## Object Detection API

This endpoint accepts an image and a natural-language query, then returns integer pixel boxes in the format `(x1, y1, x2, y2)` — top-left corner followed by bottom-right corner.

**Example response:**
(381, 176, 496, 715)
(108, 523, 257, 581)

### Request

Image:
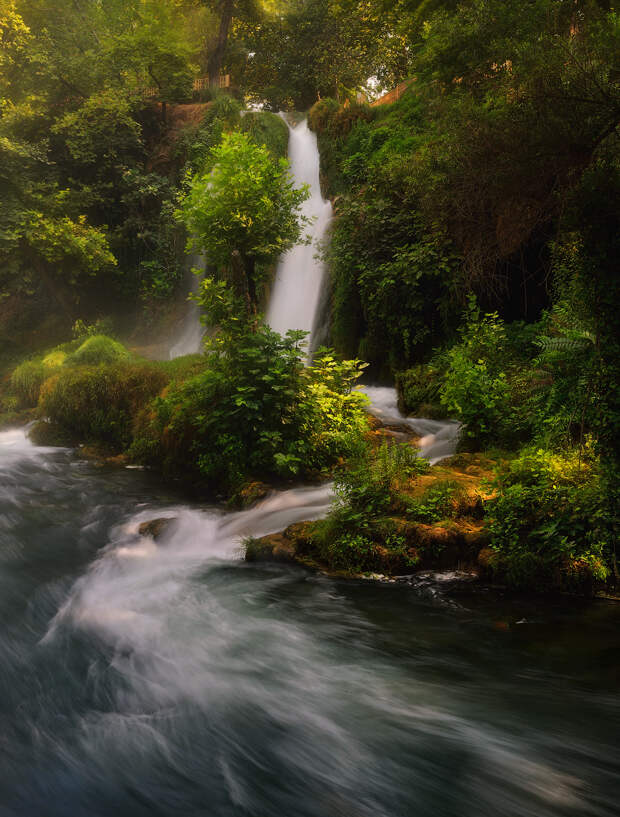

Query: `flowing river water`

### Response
(2, 119, 619, 815)
(1, 428, 619, 816)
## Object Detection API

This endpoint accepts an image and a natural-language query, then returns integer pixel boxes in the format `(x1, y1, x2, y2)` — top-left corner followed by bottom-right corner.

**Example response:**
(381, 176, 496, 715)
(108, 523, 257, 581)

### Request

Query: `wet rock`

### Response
(245, 533, 297, 563)
(138, 517, 177, 541)
(233, 480, 271, 508)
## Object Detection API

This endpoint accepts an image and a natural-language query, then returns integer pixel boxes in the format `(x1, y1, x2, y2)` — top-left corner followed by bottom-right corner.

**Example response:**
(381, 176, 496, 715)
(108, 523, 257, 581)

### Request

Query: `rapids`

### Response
(1, 427, 619, 817)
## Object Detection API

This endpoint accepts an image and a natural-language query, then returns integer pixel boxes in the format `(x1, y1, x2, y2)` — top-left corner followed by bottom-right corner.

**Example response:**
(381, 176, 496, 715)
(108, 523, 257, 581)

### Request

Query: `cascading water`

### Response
(1, 426, 619, 816)
(263, 120, 459, 462)
(266, 118, 332, 354)
(362, 386, 461, 464)
(169, 251, 206, 359)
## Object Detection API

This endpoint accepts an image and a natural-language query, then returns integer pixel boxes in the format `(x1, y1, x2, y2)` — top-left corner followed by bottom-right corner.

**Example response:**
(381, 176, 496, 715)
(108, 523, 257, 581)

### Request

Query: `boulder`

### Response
(138, 517, 177, 541)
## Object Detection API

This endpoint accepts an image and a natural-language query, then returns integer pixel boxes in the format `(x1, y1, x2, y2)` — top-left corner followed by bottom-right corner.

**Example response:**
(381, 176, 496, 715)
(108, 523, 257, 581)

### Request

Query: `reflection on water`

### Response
(1, 428, 618, 817)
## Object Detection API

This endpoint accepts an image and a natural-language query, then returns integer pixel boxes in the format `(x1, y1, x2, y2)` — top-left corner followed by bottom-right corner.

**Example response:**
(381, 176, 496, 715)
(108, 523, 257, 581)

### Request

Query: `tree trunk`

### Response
(208, 0, 234, 86)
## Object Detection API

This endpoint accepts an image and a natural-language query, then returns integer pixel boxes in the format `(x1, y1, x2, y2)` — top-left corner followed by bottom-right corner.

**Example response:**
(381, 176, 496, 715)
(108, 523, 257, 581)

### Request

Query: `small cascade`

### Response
(266, 118, 332, 355)
(169, 252, 206, 359)
(362, 386, 461, 464)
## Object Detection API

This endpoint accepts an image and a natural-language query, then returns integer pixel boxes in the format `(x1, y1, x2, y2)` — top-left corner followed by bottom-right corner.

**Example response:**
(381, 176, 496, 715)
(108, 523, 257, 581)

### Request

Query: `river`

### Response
(1, 427, 619, 817)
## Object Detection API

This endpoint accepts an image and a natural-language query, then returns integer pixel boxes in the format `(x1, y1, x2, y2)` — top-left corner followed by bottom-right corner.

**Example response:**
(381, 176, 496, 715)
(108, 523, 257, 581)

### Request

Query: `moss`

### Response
(40, 361, 168, 449)
(65, 335, 129, 367)
(11, 360, 48, 408)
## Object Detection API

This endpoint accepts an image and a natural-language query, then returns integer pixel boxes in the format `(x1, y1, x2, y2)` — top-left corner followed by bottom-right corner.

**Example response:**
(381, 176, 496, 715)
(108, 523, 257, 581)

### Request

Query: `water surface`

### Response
(1, 428, 618, 817)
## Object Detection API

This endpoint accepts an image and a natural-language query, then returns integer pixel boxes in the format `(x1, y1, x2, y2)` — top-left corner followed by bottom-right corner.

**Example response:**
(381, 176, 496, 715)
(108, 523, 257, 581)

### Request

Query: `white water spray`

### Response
(267, 118, 332, 353)
(169, 252, 205, 359)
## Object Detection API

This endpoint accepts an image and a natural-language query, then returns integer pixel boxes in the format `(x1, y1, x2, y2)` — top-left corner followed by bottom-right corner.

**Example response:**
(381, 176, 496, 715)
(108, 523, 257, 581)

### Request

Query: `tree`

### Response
(179, 130, 310, 313)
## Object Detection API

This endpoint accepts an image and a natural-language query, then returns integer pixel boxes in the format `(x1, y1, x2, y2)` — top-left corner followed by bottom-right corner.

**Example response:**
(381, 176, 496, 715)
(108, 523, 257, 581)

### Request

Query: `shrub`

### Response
(11, 360, 48, 408)
(131, 327, 369, 490)
(396, 363, 447, 418)
(487, 447, 609, 592)
(440, 297, 512, 447)
(40, 362, 168, 448)
(65, 335, 129, 367)
(406, 481, 461, 524)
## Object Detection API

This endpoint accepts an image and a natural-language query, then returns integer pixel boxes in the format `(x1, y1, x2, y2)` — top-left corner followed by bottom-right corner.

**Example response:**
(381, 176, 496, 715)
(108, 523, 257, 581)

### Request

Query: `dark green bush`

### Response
(240, 112, 289, 159)
(11, 360, 48, 408)
(396, 363, 447, 418)
(487, 447, 609, 592)
(131, 327, 369, 490)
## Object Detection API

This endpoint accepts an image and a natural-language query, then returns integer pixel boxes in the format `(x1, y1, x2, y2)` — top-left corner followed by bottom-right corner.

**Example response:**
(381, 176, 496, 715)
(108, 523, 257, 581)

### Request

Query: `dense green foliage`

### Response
(311, 439, 430, 572)
(179, 131, 309, 311)
(487, 448, 609, 592)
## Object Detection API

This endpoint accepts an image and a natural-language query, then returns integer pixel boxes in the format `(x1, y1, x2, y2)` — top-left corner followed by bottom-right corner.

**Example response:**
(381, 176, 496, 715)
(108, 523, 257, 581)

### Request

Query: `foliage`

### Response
(439, 297, 512, 447)
(40, 361, 169, 448)
(239, 0, 410, 109)
(132, 322, 369, 490)
(310, 438, 429, 572)
(10, 359, 48, 408)
(406, 481, 460, 524)
(240, 111, 289, 159)
(179, 131, 310, 311)
(396, 362, 447, 418)
(487, 447, 610, 592)
(65, 335, 129, 367)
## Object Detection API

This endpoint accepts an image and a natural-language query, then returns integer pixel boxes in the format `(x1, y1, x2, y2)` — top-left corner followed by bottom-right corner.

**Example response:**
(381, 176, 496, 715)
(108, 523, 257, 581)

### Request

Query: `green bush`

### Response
(65, 335, 129, 367)
(11, 360, 48, 408)
(396, 363, 448, 418)
(439, 298, 512, 447)
(487, 447, 609, 592)
(40, 362, 168, 448)
(406, 481, 460, 524)
(131, 327, 369, 490)
(241, 112, 289, 159)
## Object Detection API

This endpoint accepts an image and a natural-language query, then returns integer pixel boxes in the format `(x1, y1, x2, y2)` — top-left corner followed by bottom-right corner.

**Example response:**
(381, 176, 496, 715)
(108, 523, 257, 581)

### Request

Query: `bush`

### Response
(240, 112, 289, 159)
(131, 326, 369, 490)
(65, 335, 129, 367)
(40, 362, 168, 448)
(487, 447, 609, 592)
(440, 297, 512, 447)
(11, 360, 48, 408)
(396, 363, 447, 418)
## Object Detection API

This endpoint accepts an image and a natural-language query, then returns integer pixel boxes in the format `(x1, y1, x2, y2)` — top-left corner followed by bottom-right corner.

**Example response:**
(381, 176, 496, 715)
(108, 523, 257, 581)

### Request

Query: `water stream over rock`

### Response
(1, 427, 619, 816)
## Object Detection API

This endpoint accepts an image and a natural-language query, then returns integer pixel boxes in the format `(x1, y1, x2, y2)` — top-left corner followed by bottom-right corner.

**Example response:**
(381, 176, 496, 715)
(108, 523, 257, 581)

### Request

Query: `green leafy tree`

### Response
(179, 130, 310, 312)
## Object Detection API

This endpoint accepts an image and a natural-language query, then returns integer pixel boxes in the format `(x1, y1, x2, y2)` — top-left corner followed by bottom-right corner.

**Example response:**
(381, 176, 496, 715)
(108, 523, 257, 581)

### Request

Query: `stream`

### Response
(1, 427, 619, 816)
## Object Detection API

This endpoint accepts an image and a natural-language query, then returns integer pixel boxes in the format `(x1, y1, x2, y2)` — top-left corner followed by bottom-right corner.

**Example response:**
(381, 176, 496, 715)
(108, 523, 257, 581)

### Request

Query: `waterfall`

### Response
(169, 252, 205, 359)
(266, 118, 332, 355)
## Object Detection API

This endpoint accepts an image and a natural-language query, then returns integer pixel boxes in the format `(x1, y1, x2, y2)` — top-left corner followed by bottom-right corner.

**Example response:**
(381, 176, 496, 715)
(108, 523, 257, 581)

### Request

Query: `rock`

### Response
(245, 533, 297, 563)
(234, 480, 271, 508)
(138, 517, 177, 541)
